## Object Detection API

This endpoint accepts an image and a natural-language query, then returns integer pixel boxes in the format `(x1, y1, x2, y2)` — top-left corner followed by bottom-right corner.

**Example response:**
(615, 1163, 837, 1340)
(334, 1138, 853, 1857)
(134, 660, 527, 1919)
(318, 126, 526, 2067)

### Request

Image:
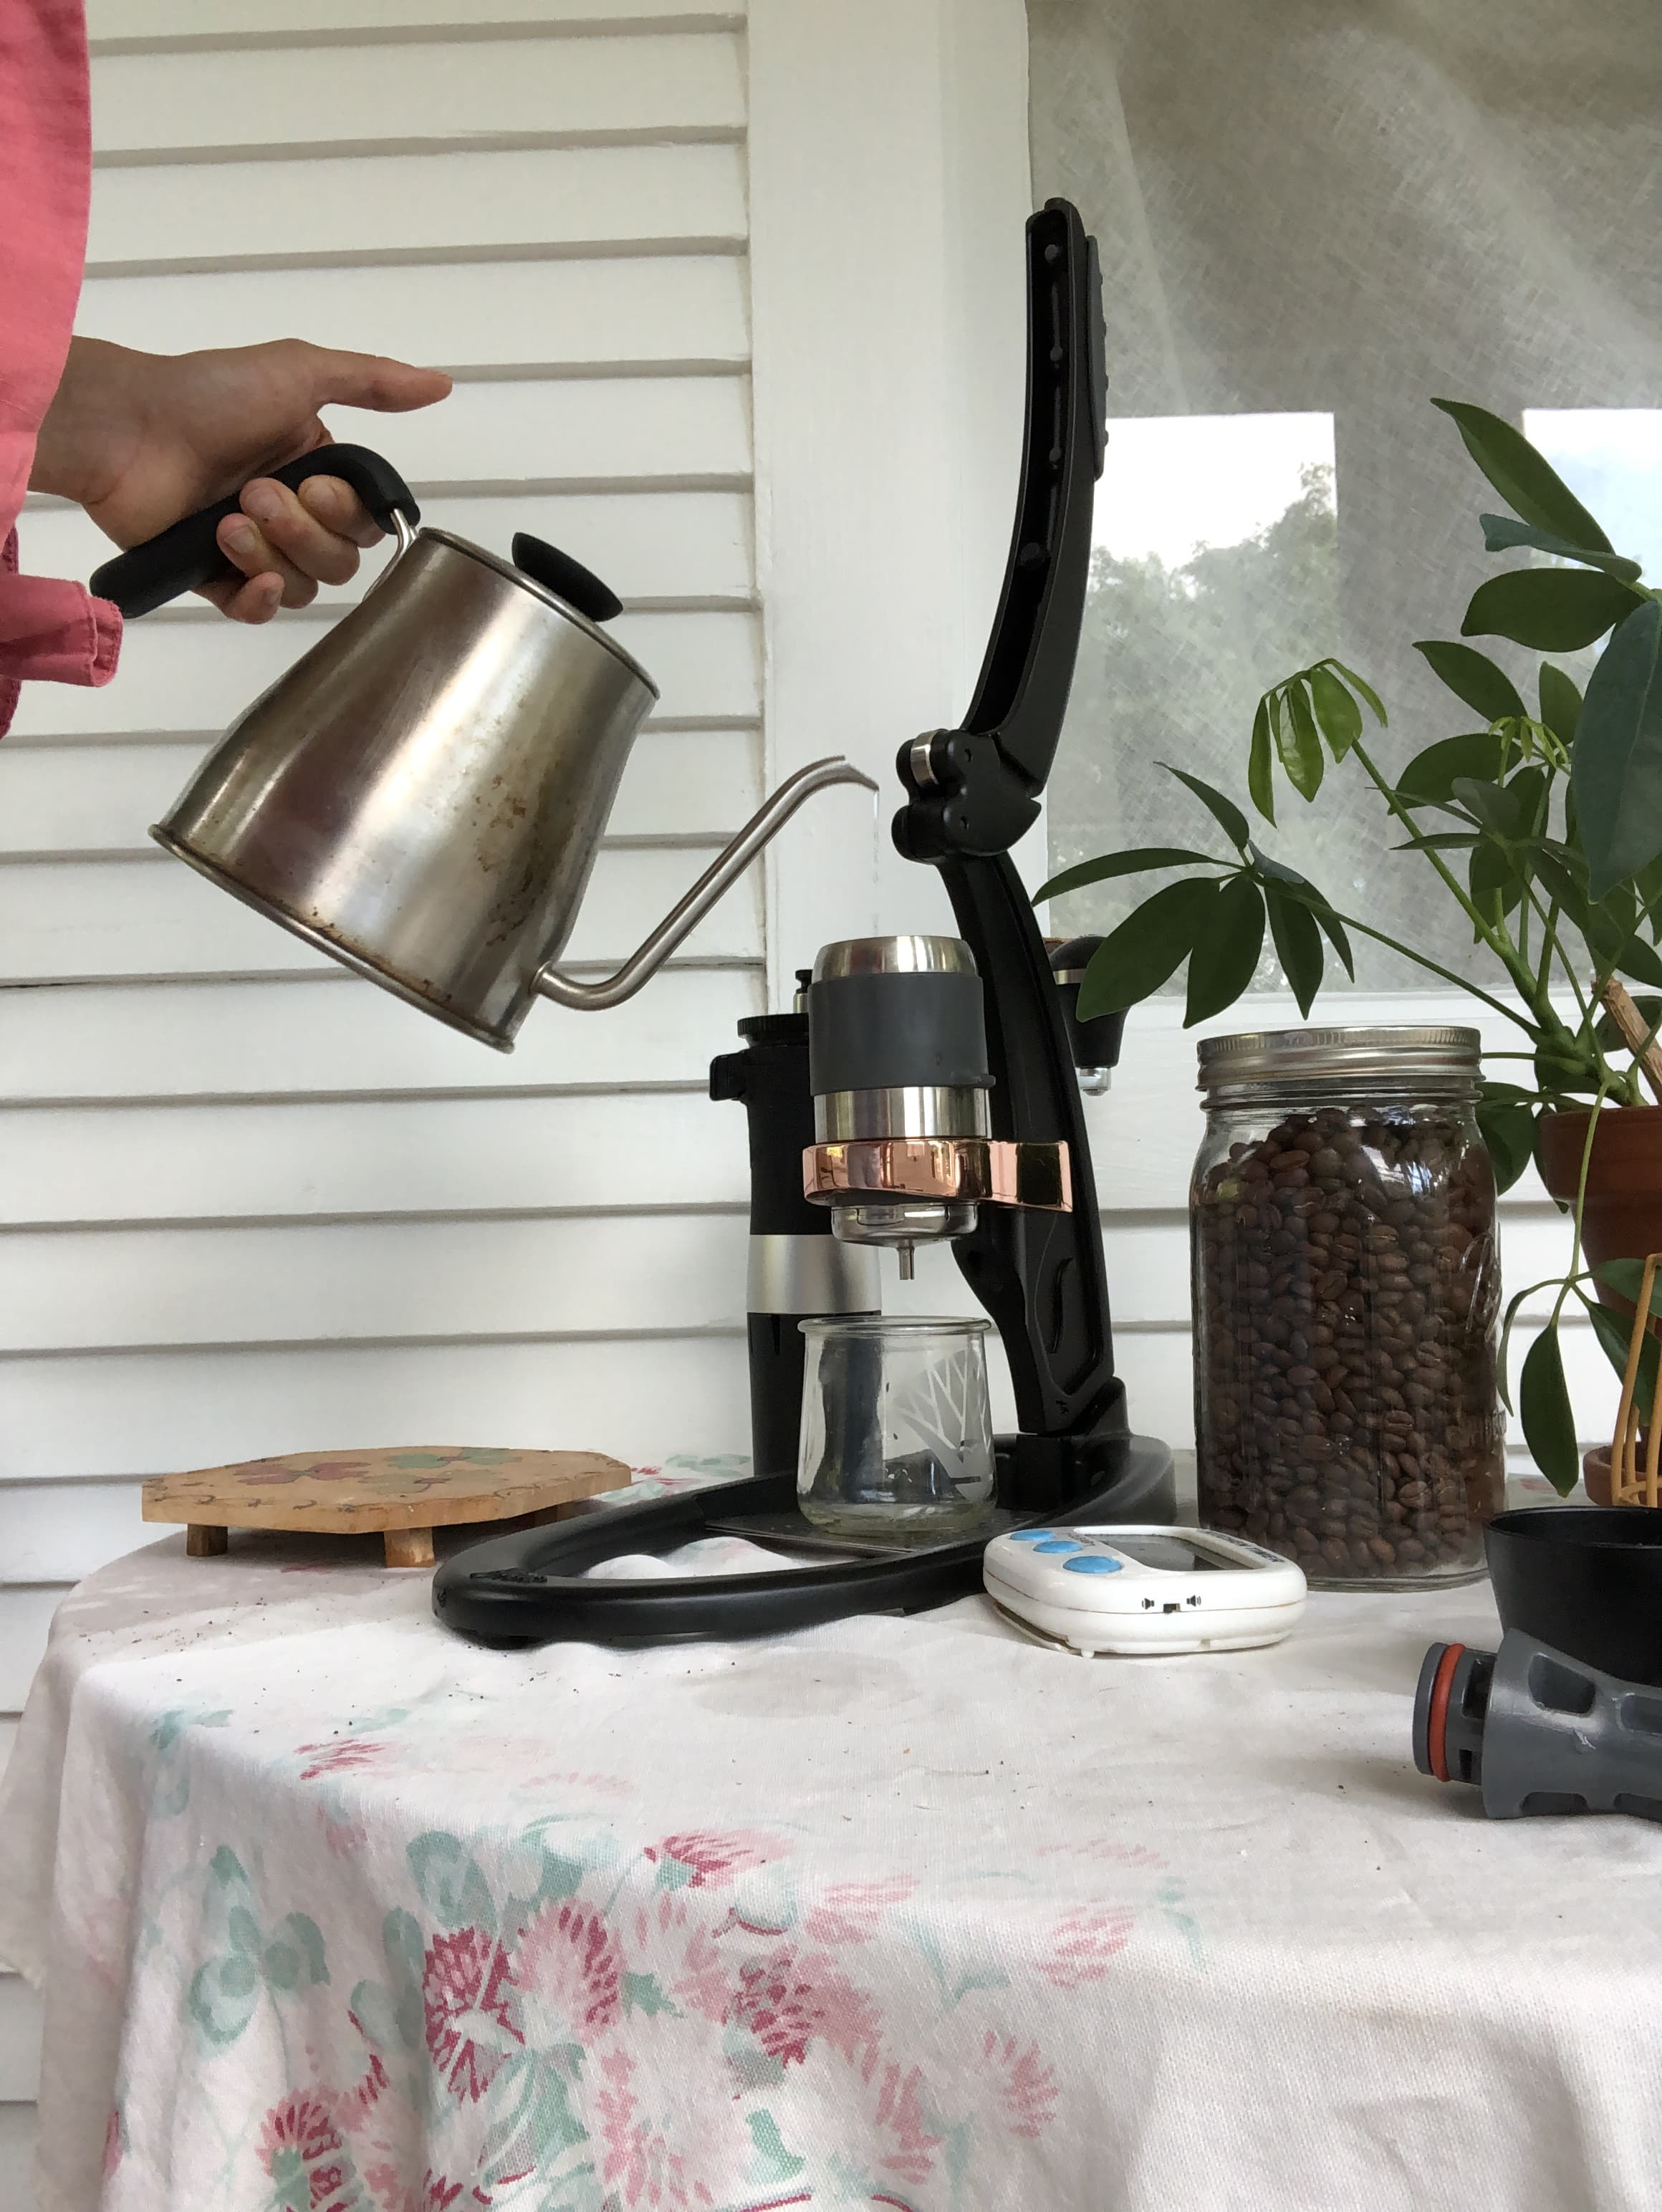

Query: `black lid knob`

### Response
(510, 533, 623, 622)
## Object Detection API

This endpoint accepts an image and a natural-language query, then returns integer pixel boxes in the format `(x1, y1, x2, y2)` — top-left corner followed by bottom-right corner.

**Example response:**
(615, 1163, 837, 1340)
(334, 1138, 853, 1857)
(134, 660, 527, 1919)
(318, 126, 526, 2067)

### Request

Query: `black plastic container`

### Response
(1485, 1506, 1662, 1687)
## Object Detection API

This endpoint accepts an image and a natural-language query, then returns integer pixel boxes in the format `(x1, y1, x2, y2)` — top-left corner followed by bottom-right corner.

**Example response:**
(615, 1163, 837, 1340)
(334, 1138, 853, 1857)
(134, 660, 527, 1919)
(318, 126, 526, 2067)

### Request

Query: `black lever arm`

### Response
(896, 198, 1105, 862)
(941, 851, 1125, 1443)
(892, 198, 1124, 1452)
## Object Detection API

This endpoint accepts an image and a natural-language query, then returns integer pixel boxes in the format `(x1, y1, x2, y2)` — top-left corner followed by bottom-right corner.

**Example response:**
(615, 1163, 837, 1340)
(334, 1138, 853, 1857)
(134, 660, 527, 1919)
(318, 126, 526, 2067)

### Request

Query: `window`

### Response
(1049, 411, 1339, 988)
(1030, 0, 1662, 999)
(1524, 412, 1662, 582)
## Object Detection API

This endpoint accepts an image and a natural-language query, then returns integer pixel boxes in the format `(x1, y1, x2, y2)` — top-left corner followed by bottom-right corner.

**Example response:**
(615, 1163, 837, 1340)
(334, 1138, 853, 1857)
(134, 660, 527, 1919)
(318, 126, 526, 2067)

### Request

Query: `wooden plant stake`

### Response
(1599, 978, 1662, 1106)
(1610, 1254, 1662, 1509)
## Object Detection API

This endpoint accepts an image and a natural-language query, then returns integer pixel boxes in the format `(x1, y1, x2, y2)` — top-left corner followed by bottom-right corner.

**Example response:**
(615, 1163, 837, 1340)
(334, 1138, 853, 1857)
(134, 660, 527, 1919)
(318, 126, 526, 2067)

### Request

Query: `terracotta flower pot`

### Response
(1541, 1110, 1662, 1496)
(1537, 1105, 1662, 1289)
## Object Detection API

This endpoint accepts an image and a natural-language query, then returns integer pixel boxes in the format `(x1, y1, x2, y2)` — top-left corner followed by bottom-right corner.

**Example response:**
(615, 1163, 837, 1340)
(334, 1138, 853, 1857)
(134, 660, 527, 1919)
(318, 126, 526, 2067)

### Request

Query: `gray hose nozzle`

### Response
(1414, 1630, 1662, 1822)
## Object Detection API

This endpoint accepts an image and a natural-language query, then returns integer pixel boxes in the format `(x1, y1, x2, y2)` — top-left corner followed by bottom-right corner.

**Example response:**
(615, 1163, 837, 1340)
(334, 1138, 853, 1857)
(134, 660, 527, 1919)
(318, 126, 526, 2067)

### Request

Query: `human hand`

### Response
(32, 337, 451, 622)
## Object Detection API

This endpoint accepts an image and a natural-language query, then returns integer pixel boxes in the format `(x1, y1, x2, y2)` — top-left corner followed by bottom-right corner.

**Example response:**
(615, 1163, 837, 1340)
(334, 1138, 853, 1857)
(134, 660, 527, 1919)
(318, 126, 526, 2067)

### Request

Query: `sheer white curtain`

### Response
(1030, 0, 1662, 989)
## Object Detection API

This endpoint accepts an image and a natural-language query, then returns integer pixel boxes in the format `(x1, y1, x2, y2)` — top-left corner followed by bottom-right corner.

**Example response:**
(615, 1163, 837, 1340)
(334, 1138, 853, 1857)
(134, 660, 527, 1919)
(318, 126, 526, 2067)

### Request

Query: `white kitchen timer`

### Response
(983, 1524, 1307, 1656)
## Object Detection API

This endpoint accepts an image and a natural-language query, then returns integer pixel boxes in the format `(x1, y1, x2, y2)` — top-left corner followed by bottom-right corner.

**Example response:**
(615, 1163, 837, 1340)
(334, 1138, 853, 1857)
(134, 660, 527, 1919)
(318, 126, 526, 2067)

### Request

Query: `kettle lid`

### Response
(509, 533, 623, 623)
(421, 527, 658, 698)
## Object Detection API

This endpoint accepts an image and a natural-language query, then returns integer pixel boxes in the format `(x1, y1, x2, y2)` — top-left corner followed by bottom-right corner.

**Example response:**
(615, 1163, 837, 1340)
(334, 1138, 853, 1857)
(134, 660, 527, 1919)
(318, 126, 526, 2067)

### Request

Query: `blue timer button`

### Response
(1034, 1539, 1082, 1554)
(1062, 1555, 1123, 1575)
(1008, 1529, 1053, 1543)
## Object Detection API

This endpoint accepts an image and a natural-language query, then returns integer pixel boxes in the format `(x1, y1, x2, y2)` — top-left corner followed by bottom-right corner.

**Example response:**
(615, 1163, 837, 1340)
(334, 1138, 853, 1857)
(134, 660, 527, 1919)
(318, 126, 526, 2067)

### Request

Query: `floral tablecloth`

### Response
(4, 1461, 1662, 2212)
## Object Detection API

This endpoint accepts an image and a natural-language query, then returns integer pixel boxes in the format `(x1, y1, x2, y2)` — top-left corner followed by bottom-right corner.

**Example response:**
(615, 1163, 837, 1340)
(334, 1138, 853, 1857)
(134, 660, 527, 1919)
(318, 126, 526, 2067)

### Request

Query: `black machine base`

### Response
(433, 1431, 1174, 1648)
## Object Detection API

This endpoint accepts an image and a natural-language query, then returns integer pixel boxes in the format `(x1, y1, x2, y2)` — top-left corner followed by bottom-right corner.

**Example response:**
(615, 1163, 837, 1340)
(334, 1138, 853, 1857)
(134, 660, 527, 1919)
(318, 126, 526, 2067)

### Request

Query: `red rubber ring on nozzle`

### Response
(1426, 1640, 1464, 1783)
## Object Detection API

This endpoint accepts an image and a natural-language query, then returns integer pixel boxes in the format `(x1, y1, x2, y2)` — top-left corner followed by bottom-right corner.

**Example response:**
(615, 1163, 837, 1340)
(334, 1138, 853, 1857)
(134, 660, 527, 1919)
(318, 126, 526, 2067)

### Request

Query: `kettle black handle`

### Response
(88, 444, 421, 620)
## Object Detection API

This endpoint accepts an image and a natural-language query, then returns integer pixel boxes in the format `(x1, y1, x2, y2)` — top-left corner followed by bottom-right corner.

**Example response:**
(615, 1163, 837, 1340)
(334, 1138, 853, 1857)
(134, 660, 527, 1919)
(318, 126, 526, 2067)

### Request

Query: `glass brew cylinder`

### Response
(797, 1315, 995, 1540)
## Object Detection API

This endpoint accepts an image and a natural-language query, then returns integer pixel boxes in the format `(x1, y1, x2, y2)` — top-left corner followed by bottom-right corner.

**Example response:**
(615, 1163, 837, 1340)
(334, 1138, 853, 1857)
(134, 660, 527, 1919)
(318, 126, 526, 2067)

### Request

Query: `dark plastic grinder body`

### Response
(1415, 1628, 1662, 1821)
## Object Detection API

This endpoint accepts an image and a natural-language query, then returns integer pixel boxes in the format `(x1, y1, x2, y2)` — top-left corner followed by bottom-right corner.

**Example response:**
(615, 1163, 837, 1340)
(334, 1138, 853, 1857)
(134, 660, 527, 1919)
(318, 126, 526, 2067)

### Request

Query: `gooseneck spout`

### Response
(534, 756, 878, 1012)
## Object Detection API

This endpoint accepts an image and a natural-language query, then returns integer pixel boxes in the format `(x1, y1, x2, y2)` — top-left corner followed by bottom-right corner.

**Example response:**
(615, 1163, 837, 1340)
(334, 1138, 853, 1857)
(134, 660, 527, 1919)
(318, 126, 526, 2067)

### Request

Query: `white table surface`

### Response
(3, 1474, 1659, 2212)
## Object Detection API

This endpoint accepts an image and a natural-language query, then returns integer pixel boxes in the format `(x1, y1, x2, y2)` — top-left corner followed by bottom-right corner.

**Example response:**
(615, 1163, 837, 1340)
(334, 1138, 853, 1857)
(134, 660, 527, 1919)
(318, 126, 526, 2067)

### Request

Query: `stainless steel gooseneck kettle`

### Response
(90, 446, 873, 1049)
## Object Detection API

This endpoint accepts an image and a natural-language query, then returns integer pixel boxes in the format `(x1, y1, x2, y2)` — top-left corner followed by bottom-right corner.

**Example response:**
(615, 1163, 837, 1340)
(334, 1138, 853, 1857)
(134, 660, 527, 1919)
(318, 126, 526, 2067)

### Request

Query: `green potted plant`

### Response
(1041, 400, 1662, 1492)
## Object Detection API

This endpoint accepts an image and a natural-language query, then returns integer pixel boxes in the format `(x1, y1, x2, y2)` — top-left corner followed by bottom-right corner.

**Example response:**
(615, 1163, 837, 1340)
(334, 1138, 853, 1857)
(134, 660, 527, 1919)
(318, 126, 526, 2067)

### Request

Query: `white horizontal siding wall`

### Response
(0, 5, 758, 2187)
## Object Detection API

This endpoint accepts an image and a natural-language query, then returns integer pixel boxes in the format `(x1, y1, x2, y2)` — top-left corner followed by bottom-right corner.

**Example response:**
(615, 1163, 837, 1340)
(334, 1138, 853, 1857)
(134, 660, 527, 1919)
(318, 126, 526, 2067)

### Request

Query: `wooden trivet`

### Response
(143, 1446, 631, 1567)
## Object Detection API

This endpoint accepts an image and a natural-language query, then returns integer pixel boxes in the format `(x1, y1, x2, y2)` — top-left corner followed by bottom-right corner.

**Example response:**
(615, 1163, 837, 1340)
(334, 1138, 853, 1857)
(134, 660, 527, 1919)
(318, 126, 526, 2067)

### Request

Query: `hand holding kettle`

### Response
(33, 336, 452, 622)
(92, 441, 875, 1049)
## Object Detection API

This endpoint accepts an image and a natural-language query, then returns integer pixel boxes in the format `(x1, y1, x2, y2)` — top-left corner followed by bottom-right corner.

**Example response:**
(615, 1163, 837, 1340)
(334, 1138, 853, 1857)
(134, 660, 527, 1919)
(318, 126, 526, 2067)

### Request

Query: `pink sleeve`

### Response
(0, 526, 122, 734)
(0, 0, 123, 740)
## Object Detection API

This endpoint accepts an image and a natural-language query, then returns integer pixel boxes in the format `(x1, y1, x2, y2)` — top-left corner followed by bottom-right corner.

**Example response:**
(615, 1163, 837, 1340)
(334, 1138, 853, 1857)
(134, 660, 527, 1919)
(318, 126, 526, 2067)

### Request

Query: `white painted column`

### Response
(746, 0, 1033, 1001)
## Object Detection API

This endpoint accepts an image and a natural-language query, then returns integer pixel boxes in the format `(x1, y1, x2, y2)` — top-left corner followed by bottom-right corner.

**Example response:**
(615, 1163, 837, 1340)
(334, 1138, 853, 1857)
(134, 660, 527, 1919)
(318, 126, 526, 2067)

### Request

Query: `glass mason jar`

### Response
(1191, 1027, 1504, 1590)
(797, 1314, 996, 1540)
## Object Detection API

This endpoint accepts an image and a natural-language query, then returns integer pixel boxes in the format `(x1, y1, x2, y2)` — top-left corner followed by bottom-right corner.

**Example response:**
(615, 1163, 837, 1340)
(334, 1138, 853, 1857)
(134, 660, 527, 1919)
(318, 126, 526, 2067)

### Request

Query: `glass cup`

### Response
(797, 1315, 996, 1540)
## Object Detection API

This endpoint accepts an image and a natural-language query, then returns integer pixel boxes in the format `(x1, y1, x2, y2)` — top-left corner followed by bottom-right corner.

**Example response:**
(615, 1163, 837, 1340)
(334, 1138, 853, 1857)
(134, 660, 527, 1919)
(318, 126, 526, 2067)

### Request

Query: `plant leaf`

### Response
(1532, 845, 1590, 931)
(1183, 874, 1266, 1026)
(1479, 512, 1642, 583)
(1279, 679, 1325, 799)
(1582, 1294, 1661, 1415)
(1604, 881, 1639, 937)
(1590, 1259, 1662, 1317)
(1392, 832, 1483, 853)
(1431, 398, 1613, 550)
(1306, 663, 1363, 759)
(1322, 659, 1387, 726)
(1247, 844, 1355, 976)
(1158, 763, 1249, 852)
(1248, 696, 1276, 824)
(1311, 905, 1355, 978)
(1511, 761, 1552, 840)
(1075, 877, 1221, 1020)
(1476, 1086, 1536, 1196)
(1571, 599, 1662, 902)
(1499, 1276, 1556, 1412)
(1034, 847, 1220, 902)
(1468, 836, 1524, 932)
(1264, 884, 1323, 1017)
(1396, 729, 1519, 805)
(1537, 663, 1583, 746)
(1580, 898, 1662, 989)
(1412, 640, 1527, 723)
(1497, 1264, 1580, 1412)
(1268, 685, 1287, 782)
(1462, 567, 1640, 653)
(1614, 933, 1662, 991)
(1479, 1078, 1540, 1102)
(1450, 774, 1525, 837)
(1635, 854, 1662, 939)
(1519, 1322, 1582, 1495)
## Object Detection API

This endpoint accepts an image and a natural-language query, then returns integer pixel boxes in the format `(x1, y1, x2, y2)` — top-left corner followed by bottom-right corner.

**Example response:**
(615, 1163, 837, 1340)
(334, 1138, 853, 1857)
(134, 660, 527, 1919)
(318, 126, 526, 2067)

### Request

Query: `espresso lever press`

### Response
(433, 198, 1174, 1646)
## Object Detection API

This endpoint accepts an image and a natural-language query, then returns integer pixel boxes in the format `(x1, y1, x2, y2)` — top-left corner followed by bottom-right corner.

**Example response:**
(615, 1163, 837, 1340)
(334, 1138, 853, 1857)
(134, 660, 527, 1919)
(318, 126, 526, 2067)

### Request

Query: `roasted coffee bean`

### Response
(1194, 1099, 1504, 1584)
